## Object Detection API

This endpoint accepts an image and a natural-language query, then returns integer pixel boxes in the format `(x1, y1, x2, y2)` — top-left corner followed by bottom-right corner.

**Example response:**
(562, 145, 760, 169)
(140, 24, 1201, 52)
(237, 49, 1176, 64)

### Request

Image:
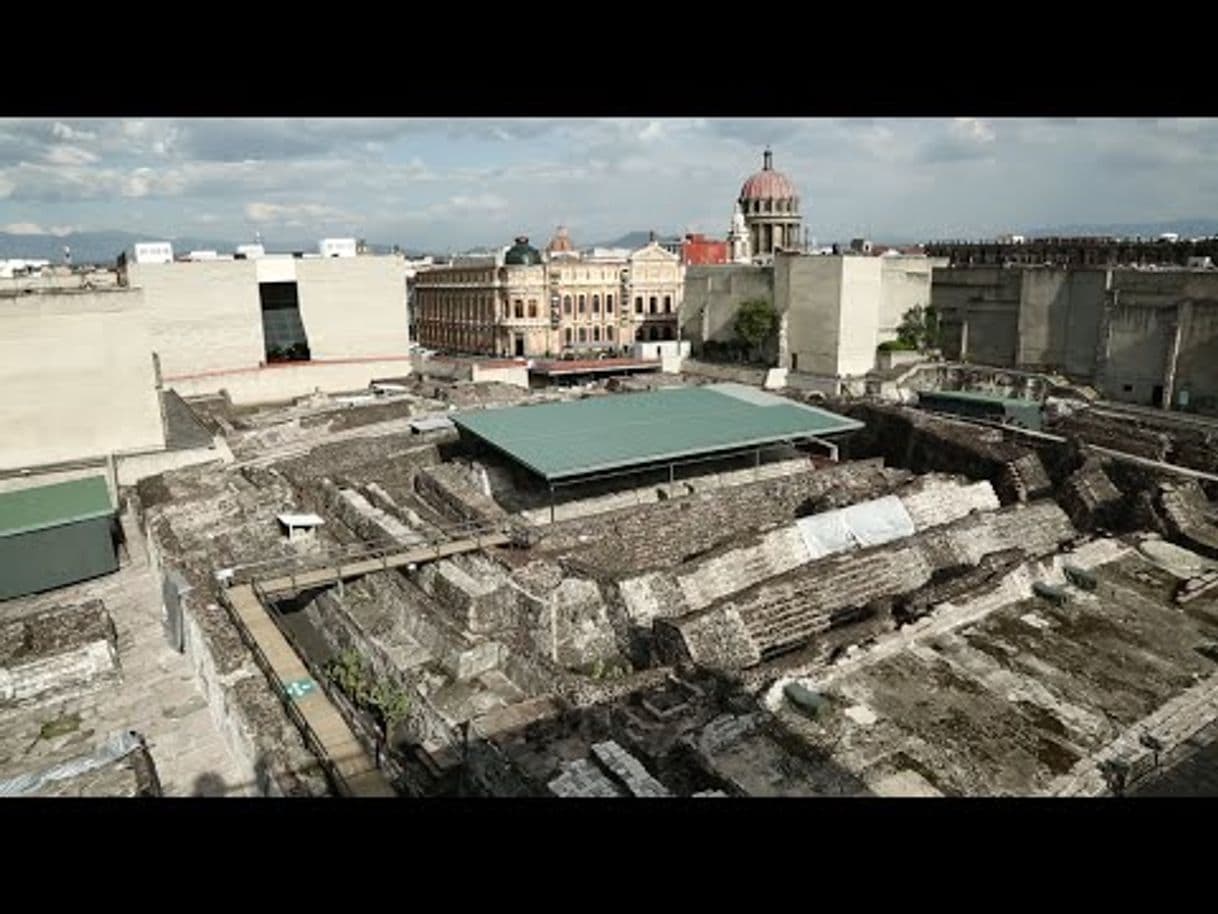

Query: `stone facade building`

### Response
(926, 235, 1218, 268)
(932, 265, 1218, 413)
(412, 234, 684, 358)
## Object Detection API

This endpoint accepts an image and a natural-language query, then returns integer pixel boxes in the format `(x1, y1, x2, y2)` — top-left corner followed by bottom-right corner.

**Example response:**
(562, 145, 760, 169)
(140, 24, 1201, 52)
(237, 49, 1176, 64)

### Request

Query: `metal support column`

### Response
(549, 485, 555, 524)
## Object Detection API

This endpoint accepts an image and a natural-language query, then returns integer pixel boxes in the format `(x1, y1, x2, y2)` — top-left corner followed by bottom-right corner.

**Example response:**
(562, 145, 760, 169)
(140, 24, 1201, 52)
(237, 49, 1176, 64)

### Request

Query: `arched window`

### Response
(565, 327, 572, 345)
(606, 326, 614, 342)
(591, 294, 599, 313)
(563, 295, 572, 314)
(606, 294, 614, 313)
(593, 326, 600, 342)
(649, 296, 657, 314)
(578, 294, 586, 314)
(578, 327, 586, 343)
(514, 300, 524, 319)
(663, 325, 674, 340)
(663, 295, 672, 313)
(634, 296, 643, 314)
(528, 299, 537, 318)
(648, 326, 659, 340)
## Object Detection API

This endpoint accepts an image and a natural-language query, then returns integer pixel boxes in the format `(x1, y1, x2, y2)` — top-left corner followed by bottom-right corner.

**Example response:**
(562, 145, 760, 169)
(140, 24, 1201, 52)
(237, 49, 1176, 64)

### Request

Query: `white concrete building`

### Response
(120, 245, 411, 403)
(0, 285, 166, 471)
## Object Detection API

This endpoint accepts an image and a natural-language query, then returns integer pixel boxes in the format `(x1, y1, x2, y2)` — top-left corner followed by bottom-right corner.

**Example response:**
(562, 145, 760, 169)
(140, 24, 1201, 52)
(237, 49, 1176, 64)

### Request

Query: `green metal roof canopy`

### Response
(452, 383, 864, 481)
(916, 389, 1043, 431)
(0, 476, 114, 538)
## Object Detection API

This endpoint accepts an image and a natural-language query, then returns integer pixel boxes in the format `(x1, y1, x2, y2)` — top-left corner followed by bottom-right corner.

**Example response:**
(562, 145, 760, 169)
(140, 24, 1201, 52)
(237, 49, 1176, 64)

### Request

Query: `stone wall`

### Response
(0, 601, 120, 709)
(620, 477, 997, 629)
(415, 463, 509, 526)
(656, 500, 1077, 670)
(135, 475, 333, 797)
(535, 459, 910, 579)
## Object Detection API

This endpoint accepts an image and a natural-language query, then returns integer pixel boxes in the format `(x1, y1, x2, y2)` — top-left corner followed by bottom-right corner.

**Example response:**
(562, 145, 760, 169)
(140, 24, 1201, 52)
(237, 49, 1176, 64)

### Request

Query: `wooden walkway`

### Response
(223, 584, 396, 797)
(218, 527, 512, 797)
(254, 532, 512, 597)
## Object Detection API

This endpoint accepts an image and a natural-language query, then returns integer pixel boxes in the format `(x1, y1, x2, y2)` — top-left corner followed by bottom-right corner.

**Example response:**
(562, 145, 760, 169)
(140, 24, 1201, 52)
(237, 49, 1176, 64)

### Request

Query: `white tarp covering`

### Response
(841, 496, 916, 546)
(796, 509, 856, 559)
(795, 495, 915, 559)
(0, 729, 144, 797)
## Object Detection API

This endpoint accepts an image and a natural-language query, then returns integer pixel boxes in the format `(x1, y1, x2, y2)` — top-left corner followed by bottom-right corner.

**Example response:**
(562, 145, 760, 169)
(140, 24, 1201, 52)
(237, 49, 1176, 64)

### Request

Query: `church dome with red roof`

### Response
(739, 148, 799, 203)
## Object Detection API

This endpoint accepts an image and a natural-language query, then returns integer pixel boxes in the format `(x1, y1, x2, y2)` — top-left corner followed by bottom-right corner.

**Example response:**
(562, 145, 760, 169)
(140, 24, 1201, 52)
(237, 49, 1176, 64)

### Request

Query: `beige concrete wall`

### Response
(295, 256, 409, 360)
(165, 357, 415, 405)
(878, 256, 937, 343)
(931, 267, 1021, 365)
(115, 439, 231, 486)
(471, 363, 529, 388)
(1175, 301, 1218, 412)
(0, 289, 165, 471)
(1016, 268, 1106, 377)
(129, 260, 264, 378)
(681, 265, 773, 345)
(781, 255, 843, 375)
(837, 258, 884, 376)
(1100, 303, 1173, 403)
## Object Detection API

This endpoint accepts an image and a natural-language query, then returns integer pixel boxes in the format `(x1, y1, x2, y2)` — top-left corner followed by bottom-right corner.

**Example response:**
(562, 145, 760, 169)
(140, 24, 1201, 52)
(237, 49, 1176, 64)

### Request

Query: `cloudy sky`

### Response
(0, 117, 1215, 249)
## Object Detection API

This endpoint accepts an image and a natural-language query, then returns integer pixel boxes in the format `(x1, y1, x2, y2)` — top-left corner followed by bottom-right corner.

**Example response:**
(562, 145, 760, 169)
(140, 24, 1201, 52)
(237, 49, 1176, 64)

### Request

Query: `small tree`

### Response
(734, 298, 778, 363)
(896, 304, 940, 352)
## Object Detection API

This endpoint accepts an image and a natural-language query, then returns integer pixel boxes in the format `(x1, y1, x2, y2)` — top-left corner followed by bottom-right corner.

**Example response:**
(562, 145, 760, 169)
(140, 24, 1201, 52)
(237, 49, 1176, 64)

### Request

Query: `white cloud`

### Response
(639, 121, 664, 142)
(2, 221, 46, 234)
(951, 117, 996, 144)
(45, 145, 98, 166)
(244, 201, 354, 225)
(51, 122, 96, 142)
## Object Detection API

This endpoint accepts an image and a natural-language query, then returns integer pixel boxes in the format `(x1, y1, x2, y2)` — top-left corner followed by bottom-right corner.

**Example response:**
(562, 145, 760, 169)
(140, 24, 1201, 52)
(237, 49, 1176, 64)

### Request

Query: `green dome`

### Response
(504, 235, 542, 266)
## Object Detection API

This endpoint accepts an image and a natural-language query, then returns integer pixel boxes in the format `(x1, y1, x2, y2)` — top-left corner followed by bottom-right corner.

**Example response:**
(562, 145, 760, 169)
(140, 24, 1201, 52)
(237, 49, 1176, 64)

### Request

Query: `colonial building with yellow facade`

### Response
(412, 232, 684, 358)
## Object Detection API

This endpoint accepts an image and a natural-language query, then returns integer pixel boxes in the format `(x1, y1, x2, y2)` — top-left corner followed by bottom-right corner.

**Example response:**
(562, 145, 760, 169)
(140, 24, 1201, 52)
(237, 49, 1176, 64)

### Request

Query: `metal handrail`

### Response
(222, 585, 348, 797)
(224, 520, 509, 585)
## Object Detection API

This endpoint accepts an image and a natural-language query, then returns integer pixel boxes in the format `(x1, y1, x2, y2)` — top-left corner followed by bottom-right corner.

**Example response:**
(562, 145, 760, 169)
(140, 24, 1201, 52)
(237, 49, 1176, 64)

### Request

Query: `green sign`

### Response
(284, 678, 318, 700)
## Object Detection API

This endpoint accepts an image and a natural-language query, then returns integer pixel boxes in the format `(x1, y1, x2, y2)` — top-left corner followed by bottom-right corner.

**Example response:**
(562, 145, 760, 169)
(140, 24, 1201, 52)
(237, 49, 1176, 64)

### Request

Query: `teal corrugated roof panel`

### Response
(452, 383, 863, 480)
(0, 476, 114, 538)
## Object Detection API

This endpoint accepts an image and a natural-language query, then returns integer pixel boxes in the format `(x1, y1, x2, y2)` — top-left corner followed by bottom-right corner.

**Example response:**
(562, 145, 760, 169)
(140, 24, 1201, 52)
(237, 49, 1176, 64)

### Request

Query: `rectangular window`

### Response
(593, 326, 601, 342)
(259, 282, 311, 363)
(528, 299, 538, 318)
(578, 327, 586, 343)
(514, 299, 524, 318)
(578, 294, 586, 314)
(635, 296, 643, 314)
(606, 294, 614, 313)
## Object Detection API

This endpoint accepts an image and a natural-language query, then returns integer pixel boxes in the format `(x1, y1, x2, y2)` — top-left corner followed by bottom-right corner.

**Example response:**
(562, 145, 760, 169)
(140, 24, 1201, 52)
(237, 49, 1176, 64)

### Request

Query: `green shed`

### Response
(0, 476, 118, 601)
(916, 390, 1044, 432)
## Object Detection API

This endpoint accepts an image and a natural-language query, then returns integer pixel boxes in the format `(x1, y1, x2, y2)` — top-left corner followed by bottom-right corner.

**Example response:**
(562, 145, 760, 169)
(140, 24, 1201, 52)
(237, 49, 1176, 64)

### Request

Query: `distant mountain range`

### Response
(7, 219, 1217, 266)
(593, 231, 680, 249)
(0, 230, 404, 265)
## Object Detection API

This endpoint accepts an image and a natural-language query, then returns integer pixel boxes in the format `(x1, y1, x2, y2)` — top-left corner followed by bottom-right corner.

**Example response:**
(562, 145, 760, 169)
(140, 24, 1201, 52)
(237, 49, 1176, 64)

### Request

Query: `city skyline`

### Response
(2, 117, 1217, 250)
